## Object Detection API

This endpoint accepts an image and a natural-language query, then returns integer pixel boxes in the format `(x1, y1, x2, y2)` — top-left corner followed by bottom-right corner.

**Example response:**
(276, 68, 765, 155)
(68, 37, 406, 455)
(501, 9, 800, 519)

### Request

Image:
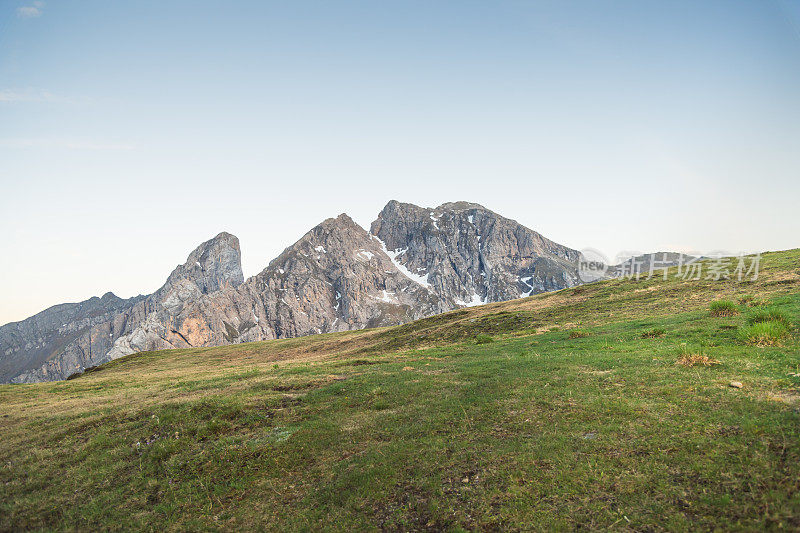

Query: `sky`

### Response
(1, 0, 799, 325)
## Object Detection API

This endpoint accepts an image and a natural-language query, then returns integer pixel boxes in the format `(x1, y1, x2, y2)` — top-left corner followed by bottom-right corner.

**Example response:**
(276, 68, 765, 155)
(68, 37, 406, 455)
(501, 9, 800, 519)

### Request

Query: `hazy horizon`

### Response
(2, 0, 799, 325)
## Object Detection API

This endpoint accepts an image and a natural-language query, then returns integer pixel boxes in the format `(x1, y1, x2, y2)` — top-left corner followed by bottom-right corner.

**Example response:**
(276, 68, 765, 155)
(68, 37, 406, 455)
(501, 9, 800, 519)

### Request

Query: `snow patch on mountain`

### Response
(455, 291, 486, 307)
(372, 236, 432, 289)
(520, 276, 534, 297)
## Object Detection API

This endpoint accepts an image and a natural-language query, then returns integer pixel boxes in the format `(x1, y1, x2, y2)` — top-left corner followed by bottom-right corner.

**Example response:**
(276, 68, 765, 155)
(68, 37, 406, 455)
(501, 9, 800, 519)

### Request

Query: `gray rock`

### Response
(0, 292, 144, 383)
(143, 213, 444, 349)
(105, 232, 244, 359)
(370, 200, 581, 304)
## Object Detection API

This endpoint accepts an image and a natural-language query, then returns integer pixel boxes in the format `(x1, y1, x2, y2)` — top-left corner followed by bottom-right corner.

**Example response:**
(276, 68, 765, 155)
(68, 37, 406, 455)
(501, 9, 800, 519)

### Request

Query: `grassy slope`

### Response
(1, 250, 799, 531)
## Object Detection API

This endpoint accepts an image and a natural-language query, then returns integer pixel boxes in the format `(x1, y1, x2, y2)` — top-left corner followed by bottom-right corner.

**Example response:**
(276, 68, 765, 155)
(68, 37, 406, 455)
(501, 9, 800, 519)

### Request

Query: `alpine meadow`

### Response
(1, 251, 799, 530)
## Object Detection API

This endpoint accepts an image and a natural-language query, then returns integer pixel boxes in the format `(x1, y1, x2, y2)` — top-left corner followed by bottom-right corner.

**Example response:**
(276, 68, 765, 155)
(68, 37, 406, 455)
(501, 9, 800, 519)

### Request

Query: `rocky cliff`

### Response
(1, 202, 583, 383)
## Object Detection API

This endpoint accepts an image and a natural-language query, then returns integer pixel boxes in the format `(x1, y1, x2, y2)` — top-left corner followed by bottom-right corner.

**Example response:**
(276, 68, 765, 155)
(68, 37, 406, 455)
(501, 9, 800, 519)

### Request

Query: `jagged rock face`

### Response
(105, 232, 245, 360)
(370, 201, 581, 305)
(158, 231, 244, 304)
(2, 202, 584, 384)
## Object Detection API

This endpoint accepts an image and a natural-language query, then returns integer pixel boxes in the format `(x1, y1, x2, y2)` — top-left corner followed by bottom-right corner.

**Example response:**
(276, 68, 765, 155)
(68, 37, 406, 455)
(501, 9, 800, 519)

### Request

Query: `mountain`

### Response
(111, 213, 445, 355)
(0, 292, 145, 384)
(0, 201, 582, 383)
(103, 231, 245, 360)
(371, 200, 581, 304)
(1, 232, 243, 383)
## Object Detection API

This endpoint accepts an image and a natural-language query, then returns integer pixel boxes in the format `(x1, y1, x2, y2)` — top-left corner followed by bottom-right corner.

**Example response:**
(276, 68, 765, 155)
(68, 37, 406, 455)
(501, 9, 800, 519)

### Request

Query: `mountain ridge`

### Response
(2, 201, 584, 383)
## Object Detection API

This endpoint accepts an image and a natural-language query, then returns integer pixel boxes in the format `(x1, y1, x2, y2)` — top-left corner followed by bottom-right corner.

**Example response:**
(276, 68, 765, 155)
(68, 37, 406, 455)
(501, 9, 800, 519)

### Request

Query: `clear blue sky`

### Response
(1, 0, 799, 324)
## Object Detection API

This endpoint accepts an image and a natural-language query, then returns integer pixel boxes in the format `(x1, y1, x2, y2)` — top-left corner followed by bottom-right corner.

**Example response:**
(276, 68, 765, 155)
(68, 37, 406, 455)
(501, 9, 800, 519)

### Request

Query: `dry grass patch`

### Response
(676, 349, 721, 367)
(765, 391, 800, 405)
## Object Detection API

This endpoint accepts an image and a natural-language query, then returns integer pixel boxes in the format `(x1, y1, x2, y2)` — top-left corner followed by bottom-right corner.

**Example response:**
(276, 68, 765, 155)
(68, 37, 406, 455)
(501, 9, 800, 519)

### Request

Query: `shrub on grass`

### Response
(641, 328, 666, 339)
(709, 300, 739, 317)
(739, 321, 789, 346)
(569, 330, 589, 339)
(747, 307, 791, 326)
(474, 334, 494, 345)
(675, 346, 721, 367)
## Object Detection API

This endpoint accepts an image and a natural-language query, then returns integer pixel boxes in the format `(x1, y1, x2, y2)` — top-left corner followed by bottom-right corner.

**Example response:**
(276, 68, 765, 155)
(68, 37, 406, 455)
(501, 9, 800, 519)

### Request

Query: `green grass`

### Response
(709, 299, 740, 317)
(641, 327, 666, 338)
(739, 320, 791, 346)
(1, 250, 799, 531)
(747, 307, 791, 325)
(473, 334, 494, 344)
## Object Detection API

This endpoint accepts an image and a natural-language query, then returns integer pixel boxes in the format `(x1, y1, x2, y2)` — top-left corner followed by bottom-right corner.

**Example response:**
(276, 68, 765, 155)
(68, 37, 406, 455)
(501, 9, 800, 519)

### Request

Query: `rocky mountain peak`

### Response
(161, 231, 244, 297)
(371, 200, 581, 305)
(309, 213, 366, 242)
(263, 212, 370, 274)
(435, 201, 487, 212)
(104, 232, 246, 363)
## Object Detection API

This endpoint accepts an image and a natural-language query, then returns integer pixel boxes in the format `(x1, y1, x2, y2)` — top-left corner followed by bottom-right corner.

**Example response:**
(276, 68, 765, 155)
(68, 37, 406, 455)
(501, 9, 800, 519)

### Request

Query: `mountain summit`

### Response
(371, 200, 580, 305)
(0, 202, 581, 383)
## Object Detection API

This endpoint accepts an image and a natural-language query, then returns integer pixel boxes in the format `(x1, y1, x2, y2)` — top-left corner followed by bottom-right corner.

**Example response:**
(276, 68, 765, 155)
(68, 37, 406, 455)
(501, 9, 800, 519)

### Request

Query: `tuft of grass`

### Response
(641, 327, 666, 339)
(473, 334, 494, 345)
(739, 320, 789, 346)
(568, 330, 589, 339)
(709, 300, 739, 317)
(675, 347, 721, 367)
(746, 307, 791, 326)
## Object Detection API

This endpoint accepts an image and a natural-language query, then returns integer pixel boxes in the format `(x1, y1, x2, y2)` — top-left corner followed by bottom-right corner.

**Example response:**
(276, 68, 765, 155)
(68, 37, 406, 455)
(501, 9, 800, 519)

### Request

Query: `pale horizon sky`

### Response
(2, 1, 800, 325)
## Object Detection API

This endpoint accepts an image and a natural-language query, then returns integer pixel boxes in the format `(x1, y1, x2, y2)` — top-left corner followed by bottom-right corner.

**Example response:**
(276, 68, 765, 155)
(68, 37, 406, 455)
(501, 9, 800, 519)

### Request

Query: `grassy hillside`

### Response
(1, 250, 799, 531)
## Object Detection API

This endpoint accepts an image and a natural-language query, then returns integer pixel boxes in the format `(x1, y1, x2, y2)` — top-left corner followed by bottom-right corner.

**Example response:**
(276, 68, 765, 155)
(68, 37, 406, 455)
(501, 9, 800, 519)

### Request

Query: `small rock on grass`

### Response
(729, 381, 743, 389)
